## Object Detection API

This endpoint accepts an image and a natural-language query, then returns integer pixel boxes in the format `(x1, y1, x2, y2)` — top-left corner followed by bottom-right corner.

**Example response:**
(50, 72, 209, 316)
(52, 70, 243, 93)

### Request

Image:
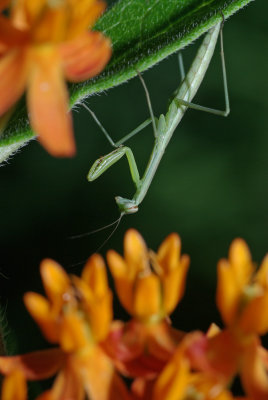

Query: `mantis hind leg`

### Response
(82, 103, 117, 147)
(136, 70, 158, 138)
(178, 53, 186, 82)
(84, 68, 158, 147)
(174, 23, 230, 117)
(83, 103, 151, 148)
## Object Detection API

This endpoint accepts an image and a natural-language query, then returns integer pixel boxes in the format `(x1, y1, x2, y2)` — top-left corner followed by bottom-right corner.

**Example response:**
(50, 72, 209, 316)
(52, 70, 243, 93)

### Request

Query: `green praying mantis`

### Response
(85, 18, 230, 216)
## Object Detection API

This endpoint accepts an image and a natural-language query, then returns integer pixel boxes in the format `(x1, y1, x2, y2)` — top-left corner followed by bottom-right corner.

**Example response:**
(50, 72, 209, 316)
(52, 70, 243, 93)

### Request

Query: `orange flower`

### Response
(107, 229, 190, 322)
(151, 332, 238, 400)
(24, 255, 113, 348)
(187, 331, 267, 400)
(103, 319, 185, 379)
(130, 331, 254, 400)
(2, 232, 266, 400)
(1, 370, 27, 400)
(0, 255, 129, 400)
(187, 239, 268, 400)
(0, 0, 111, 156)
(217, 239, 268, 335)
(103, 229, 189, 379)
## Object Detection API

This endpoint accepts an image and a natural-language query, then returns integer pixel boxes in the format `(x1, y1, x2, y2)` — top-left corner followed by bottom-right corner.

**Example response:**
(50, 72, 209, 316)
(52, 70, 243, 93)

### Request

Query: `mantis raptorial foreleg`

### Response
(88, 146, 140, 188)
(87, 71, 157, 202)
(87, 20, 230, 215)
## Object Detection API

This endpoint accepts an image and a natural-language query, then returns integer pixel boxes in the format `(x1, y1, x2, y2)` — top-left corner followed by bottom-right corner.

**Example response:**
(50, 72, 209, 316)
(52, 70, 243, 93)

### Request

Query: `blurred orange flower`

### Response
(131, 332, 239, 400)
(187, 239, 268, 400)
(1, 370, 26, 400)
(107, 229, 190, 322)
(0, 0, 111, 156)
(0, 255, 129, 400)
(0, 232, 267, 400)
(104, 229, 189, 379)
(216, 239, 268, 335)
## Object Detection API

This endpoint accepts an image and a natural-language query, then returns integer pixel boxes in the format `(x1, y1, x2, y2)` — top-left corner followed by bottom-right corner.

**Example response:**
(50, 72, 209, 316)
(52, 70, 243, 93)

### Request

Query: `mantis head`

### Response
(115, 196, 138, 215)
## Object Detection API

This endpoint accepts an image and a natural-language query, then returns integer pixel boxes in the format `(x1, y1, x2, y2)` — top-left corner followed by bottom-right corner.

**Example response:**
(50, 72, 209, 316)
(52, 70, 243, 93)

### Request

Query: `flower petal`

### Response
(162, 254, 189, 314)
(23, 292, 59, 343)
(186, 330, 240, 382)
(146, 322, 184, 362)
(256, 254, 268, 289)
(102, 320, 157, 378)
(0, 49, 27, 116)
(11, 0, 47, 29)
(60, 31, 111, 82)
(229, 238, 254, 287)
(124, 229, 149, 275)
(1, 370, 27, 400)
(131, 378, 154, 400)
(103, 320, 144, 363)
(82, 254, 108, 297)
(216, 259, 241, 326)
(67, 0, 107, 38)
(81, 346, 130, 400)
(35, 390, 53, 400)
(88, 292, 113, 342)
(40, 258, 70, 306)
(0, 0, 10, 11)
(46, 360, 84, 400)
(240, 339, 268, 400)
(153, 349, 190, 400)
(133, 275, 161, 319)
(0, 348, 64, 380)
(59, 313, 89, 352)
(106, 250, 127, 278)
(71, 273, 113, 342)
(157, 233, 181, 272)
(102, 320, 180, 379)
(27, 47, 75, 157)
(106, 250, 134, 314)
(0, 15, 29, 47)
(239, 292, 268, 335)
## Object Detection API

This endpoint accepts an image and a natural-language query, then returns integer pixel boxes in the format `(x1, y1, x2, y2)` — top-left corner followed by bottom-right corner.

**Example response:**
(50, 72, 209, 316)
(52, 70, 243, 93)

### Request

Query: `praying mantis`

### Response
(86, 19, 230, 216)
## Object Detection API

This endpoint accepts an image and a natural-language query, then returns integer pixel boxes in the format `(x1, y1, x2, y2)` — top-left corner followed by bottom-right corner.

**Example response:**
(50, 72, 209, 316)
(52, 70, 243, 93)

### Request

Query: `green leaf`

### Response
(0, 0, 254, 162)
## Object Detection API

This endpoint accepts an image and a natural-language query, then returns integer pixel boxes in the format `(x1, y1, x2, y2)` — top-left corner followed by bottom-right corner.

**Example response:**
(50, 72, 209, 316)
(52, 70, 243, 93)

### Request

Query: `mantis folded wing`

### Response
(87, 20, 229, 215)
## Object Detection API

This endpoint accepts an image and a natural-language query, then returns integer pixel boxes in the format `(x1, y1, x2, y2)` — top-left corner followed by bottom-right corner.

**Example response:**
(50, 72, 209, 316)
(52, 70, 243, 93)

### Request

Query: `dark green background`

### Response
(0, 0, 267, 361)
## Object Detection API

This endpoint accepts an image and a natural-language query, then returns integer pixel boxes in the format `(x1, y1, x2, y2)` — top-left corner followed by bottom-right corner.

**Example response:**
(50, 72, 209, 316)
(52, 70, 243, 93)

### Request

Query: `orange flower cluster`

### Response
(0, 229, 267, 400)
(0, 0, 111, 156)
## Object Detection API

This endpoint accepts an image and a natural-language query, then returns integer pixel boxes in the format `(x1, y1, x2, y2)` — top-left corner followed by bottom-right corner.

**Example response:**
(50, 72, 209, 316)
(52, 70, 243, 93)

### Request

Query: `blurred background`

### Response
(0, 0, 267, 375)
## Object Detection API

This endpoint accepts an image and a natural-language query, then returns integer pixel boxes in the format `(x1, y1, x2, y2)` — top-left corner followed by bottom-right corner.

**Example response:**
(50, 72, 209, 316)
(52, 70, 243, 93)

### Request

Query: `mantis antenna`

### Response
(86, 19, 230, 215)
(68, 214, 123, 239)
(67, 213, 124, 267)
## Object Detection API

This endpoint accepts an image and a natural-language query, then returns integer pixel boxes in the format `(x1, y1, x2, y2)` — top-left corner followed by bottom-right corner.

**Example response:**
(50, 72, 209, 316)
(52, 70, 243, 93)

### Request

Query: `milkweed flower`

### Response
(216, 239, 268, 335)
(1, 231, 267, 400)
(131, 331, 241, 400)
(153, 344, 236, 400)
(107, 229, 190, 323)
(0, 0, 111, 156)
(104, 229, 189, 378)
(1, 370, 27, 400)
(0, 255, 129, 400)
(187, 239, 268, 400)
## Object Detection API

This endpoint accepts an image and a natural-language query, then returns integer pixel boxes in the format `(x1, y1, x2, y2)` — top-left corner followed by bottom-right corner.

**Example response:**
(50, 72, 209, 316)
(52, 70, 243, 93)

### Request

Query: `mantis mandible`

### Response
(86, 20, 230, 216)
